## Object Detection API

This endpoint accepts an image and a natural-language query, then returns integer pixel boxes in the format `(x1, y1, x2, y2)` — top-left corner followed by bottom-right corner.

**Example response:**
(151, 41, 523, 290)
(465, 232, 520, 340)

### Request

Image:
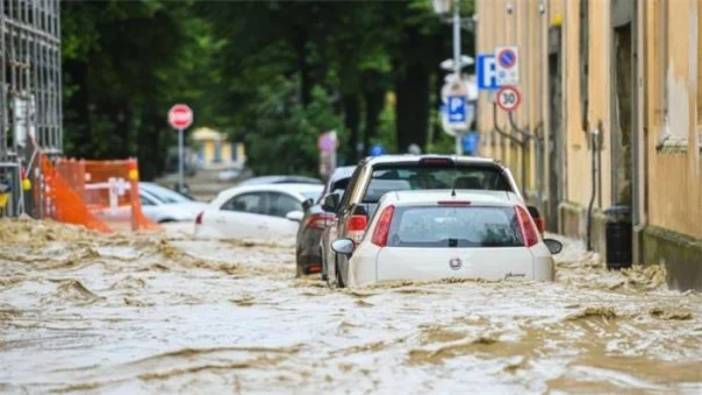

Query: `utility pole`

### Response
(434, 0, 474, 156)
(452, 0, 462, 155)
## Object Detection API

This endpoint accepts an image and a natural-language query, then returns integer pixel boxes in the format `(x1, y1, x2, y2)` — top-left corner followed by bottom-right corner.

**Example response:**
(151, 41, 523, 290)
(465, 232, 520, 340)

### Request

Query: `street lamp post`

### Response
(434, 0, 466, 155)
(452, 1, 462, 155)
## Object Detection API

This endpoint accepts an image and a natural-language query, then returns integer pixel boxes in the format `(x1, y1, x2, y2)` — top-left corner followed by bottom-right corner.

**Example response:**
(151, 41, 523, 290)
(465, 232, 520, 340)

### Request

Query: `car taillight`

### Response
(346, 214, 368, 244)
(515, 206, 539, 247)
(303, 213, 335, 230)
(371, 205, 395, 247)
(195, 211, 204, 225)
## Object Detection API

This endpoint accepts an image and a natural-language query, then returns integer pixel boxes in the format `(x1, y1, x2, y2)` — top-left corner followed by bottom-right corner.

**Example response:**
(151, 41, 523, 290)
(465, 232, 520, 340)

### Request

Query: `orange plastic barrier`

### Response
(38, 154, 157, 232)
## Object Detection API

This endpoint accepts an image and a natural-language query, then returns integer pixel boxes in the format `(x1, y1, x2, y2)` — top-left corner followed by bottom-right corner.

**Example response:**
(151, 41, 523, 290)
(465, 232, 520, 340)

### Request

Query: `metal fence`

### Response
(1, 0, 62, 216)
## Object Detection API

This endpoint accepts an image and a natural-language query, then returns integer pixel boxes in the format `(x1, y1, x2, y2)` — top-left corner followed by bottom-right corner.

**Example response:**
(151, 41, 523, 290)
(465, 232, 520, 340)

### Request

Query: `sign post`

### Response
(168, 104, 193, 193)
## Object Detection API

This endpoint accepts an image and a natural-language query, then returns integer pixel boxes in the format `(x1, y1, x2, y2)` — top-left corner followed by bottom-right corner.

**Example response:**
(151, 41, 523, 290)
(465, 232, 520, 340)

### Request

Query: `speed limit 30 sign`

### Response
(496, 86, 521, 112)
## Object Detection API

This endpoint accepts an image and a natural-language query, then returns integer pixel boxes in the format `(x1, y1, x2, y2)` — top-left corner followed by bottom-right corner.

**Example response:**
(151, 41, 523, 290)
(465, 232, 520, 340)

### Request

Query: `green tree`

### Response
(60, 0, 475, 179)
(245, 77, 342, 176)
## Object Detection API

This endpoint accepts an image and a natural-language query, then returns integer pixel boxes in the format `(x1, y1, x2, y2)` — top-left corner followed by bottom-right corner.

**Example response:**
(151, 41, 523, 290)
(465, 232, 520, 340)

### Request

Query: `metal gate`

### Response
(0, 0, 62, 216)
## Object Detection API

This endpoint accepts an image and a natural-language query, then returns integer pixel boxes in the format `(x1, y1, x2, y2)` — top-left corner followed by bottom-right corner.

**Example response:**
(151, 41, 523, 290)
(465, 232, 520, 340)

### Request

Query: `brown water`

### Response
(0, 218, 700, 394)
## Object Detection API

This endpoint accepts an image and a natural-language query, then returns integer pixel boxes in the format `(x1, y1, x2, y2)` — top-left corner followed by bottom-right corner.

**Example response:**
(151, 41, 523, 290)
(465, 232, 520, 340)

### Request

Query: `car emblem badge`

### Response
(449, 257, 462, 270)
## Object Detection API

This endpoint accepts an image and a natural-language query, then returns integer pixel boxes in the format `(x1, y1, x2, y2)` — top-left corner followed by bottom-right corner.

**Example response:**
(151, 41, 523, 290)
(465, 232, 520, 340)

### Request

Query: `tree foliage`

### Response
(61, 0, 474, 178)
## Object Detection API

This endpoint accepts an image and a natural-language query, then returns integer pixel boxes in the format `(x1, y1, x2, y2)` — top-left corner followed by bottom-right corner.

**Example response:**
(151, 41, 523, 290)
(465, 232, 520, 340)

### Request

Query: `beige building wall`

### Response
(476, 0, 702, 288)
(644, 0, 702, 239)
(476, 0, 542, 191)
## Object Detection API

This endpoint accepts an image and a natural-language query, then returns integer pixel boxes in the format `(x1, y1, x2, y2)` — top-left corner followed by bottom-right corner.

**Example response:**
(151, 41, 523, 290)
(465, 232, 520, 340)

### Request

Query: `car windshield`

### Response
(387, 206, 523, 248)
(142, 184, 191, 203)
(363, 164, 511, 203)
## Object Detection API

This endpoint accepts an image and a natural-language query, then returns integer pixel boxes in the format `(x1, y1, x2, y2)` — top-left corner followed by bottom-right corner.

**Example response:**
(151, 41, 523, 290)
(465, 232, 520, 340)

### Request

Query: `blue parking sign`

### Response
(447, 96, 466, 123)
(477, 54, 499, 90)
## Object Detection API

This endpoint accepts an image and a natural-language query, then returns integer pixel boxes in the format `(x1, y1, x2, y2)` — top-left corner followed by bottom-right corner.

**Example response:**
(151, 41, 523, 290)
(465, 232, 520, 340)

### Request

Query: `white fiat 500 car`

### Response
(331, 190, 562, 287)
(194, 183, 323, 240)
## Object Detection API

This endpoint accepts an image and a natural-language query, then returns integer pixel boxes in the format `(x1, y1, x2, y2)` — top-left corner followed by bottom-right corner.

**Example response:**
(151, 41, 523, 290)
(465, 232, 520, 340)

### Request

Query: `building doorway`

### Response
(610, 0, 637, 266)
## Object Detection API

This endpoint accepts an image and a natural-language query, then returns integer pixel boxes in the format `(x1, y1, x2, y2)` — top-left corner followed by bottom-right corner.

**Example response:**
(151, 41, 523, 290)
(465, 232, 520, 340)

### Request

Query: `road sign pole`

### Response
(452, 0, 461, 155)
(178, 128, 184, 193)
(168, 103, 193, 193)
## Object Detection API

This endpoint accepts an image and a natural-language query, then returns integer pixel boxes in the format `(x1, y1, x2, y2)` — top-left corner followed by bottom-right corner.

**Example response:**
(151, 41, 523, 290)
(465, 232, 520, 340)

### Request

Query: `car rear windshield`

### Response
(387, 206, 523, 248)
(363, 164, 510, 203)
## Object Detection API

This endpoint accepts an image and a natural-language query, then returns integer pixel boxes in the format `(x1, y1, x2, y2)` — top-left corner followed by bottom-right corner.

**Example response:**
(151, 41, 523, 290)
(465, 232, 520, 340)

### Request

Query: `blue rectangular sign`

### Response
(477, 54, 499, 90)
(447, 96, 466, 123)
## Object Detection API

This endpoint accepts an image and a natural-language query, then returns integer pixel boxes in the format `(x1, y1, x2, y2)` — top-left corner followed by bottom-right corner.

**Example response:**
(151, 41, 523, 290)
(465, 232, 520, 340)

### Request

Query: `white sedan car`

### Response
(139, 183, 207, 223)
(195, 183, 323, 240)
(332, 190, 562, 287)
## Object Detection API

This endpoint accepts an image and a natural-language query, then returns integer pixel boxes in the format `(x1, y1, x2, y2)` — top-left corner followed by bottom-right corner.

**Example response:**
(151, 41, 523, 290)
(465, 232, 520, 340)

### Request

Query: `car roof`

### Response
(361, 154, 498, 166)
(381, 189, 521, 207)
(239, 175, 322, 185)
(211, 183, 323, 205)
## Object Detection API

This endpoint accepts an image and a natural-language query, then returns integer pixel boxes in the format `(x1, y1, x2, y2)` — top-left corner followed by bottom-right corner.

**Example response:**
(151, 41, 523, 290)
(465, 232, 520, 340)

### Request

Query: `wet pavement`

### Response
(0, 218, 701, 394)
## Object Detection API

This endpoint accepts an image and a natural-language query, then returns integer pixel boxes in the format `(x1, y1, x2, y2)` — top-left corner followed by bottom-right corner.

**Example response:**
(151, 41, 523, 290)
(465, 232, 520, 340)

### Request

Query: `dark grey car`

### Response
(294, 166, 355, 277)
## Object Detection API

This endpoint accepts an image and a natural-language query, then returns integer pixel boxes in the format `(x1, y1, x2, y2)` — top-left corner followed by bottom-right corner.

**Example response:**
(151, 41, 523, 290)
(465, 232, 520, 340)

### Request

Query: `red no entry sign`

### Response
(168, 104, 193, 130)
(496, 86, 521, 112)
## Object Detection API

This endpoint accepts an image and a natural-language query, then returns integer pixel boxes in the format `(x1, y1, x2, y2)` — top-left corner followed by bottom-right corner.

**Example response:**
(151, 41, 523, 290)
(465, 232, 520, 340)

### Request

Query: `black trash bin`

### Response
(604, 205, 632, 270)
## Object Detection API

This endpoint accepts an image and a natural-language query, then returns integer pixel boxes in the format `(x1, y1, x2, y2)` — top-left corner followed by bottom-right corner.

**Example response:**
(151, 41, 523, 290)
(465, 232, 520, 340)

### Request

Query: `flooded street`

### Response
(1, 218, 701, 394)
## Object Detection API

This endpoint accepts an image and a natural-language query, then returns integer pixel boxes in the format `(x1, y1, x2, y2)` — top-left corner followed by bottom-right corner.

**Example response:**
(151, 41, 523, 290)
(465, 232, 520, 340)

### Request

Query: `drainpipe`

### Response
(533, 122, 544, 211)
(586, 125, 600, 251)
(507, 112, 530, 197)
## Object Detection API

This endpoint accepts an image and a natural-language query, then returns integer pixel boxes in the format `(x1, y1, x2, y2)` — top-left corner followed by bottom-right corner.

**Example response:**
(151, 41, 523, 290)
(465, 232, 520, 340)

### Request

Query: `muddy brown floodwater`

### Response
(0, 218, 701, 394)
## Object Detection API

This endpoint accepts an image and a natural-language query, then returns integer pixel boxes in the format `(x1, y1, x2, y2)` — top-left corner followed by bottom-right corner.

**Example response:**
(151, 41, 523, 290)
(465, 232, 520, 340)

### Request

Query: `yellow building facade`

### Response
(475, 0, 702, 290)
(191, 127, 245, 168)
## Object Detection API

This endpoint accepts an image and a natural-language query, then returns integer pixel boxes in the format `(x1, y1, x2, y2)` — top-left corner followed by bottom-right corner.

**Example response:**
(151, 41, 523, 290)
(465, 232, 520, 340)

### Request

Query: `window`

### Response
(301, 191, 322, 201)
(362, 164, 511, 203)
(387, 206, 523, 248)
(222, 192, 265, 214)
(140, 194, 157, 206)
(141, 183, 192, 203)
(658, 0, 688, 148)
(339, 164, 364, 209)
(267, 192, 301, 218)
(331, 178, 350, 195)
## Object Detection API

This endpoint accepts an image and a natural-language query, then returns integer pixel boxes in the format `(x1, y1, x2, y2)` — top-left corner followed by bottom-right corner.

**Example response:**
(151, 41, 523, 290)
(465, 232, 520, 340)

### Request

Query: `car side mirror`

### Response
(331, 238, 354, 256)
(285, 210, 304, 222)
(543, 238, 563, 255)
(322, 192, 340, 213)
